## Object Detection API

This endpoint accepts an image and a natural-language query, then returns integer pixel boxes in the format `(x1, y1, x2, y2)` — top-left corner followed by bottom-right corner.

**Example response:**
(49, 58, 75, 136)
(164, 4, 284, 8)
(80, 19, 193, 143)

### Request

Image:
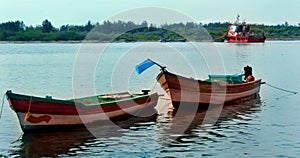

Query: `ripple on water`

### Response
(1, 42, 300, 157)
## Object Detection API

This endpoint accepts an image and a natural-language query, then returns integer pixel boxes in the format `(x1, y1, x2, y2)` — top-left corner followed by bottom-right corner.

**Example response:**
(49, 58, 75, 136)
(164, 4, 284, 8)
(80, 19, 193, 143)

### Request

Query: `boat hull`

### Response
(156, 70, 262, 110)
(6, 91, 158, 131)
(226, 36, 266, 43)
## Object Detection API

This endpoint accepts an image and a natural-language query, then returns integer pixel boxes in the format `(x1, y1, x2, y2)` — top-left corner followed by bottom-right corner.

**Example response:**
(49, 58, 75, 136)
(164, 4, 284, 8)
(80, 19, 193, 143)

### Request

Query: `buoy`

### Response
(247, 75, 255, 82)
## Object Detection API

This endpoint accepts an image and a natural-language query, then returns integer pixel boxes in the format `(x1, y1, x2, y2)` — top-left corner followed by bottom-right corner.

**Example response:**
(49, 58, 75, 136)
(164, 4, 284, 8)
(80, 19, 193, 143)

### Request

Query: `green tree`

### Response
(85, 20, 93, 32)
(42, 19, 55, 33)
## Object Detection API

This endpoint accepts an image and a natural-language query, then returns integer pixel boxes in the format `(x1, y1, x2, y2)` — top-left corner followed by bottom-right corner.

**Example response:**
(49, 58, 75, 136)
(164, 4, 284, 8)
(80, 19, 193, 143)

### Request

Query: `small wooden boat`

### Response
(135, 59, 262, 111)
(6, 90, 158, 131)
(156, 69, 262, 110)
(213, 37, 225, 42)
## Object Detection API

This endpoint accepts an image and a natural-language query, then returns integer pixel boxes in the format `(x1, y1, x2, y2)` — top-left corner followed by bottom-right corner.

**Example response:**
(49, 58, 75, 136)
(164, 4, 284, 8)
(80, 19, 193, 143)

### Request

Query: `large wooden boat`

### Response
(156, 69, 262, 110)
(6, 90, 158, 131)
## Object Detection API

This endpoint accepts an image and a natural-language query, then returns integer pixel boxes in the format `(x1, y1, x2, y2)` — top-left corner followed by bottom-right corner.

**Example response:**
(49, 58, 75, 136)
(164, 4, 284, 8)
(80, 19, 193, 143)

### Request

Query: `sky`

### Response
(0, 0, 300, 27)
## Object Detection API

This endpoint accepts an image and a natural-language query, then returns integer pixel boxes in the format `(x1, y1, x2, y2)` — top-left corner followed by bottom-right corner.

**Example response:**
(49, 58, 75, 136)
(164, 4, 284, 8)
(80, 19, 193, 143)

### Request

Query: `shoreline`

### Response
(0, 38, 300, 44)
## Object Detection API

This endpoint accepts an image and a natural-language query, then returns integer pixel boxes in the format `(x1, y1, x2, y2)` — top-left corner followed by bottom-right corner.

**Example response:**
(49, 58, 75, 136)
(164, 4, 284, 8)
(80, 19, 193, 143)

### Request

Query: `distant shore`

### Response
(2, 20, 300, 43)
(0, 38, 300, 44)
(0, 40, 106, 44)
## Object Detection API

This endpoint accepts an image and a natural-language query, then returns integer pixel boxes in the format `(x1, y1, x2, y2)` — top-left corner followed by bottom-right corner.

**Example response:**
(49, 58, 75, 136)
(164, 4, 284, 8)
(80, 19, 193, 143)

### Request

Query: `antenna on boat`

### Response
(235, 14, 240, 24)
(148, 58, 166, 71)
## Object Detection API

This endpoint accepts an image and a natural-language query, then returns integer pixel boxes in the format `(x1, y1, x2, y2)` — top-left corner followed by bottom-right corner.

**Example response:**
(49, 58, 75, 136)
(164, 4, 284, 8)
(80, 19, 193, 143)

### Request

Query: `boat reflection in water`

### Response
(156, 96, 262, 146)
(9, 96, 262, 157)
(9, 114, 157, 157)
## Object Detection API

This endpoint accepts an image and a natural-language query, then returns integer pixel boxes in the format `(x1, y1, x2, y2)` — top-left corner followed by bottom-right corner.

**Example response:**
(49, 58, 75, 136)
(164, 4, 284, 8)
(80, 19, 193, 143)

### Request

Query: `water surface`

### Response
(0, 41, 299, 157)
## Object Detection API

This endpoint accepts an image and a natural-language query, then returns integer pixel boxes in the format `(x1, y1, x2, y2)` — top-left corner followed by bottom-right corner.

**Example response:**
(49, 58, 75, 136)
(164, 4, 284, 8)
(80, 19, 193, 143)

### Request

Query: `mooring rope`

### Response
(23, 96, 32, 128)
(151, 82, 158, 95)
(0, 93, 6, 120)
(145, 81, 158, 104)
(264, 83, 298, 94)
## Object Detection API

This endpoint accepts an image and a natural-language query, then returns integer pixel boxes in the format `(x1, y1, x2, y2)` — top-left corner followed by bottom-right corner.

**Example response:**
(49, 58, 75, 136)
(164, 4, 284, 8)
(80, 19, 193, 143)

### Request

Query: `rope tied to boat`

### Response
(262, 82, 298, 94)
(144, 81, 158, 104)
(0, 93, 6, 120)
(23, 96, 32, 128)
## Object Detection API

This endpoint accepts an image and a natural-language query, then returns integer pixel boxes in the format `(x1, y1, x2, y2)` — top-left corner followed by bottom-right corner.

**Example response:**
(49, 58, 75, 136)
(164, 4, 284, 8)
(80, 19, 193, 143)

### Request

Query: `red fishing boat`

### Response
(6, 90, 158, 131)
(216, 15, 266, 43)
(156, 66, 262, 110)
(135, 59, 262, 111)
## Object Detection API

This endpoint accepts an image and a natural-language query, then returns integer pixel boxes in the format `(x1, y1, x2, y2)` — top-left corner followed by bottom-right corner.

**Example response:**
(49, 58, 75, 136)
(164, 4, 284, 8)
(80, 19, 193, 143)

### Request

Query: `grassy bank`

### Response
(1, 20, 299, 42)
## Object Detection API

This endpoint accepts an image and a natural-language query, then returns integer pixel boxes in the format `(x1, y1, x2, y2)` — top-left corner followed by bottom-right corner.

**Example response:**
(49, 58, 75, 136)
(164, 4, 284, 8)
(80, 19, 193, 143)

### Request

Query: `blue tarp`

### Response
(208, 74, 244, 83)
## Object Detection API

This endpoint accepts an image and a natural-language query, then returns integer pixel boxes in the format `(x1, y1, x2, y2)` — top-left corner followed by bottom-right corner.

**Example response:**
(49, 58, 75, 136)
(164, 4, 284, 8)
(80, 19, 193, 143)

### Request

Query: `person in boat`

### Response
(244, 65, 255, 82)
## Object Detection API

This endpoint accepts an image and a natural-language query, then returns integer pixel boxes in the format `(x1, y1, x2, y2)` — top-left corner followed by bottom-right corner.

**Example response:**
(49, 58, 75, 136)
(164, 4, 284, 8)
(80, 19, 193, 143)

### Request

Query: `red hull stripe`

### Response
(9, 96, 155, 115)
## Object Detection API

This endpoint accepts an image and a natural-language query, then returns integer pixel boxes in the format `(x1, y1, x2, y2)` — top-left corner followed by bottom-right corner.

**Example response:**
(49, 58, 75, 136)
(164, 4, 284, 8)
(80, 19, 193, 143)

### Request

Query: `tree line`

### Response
(0, 19, 299, 42)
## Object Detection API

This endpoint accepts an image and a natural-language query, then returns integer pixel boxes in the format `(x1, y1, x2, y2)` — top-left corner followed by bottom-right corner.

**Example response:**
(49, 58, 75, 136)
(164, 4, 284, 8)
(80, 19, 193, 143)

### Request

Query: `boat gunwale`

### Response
(157, 70, 262, 88)
(6, 91, 158, 109)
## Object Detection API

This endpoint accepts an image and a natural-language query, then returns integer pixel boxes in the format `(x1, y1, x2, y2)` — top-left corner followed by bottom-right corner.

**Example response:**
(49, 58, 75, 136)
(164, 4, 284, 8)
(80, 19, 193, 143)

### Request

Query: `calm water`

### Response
(0, 41, 300, 157)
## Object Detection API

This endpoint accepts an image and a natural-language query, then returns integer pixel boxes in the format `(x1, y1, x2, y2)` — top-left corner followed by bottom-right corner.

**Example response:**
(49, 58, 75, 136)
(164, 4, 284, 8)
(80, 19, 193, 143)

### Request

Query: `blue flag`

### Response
(135, 59, 155, 75)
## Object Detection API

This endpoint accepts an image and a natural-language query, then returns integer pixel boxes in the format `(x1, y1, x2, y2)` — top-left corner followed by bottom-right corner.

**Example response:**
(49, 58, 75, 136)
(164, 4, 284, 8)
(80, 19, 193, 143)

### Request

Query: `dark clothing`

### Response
(244, 66, 252, 80)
